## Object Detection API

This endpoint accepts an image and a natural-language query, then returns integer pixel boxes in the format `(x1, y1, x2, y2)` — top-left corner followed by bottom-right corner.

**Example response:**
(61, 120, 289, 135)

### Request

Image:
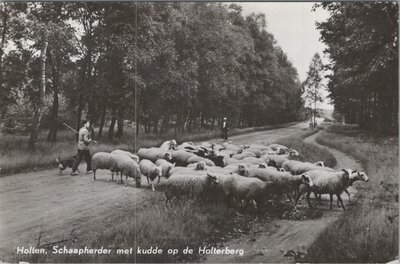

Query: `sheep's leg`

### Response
(146, 176, 150, 186)
(329, 194, 333, 210)
(151, 179, 155, 192)
(314, 192, 323, 205)
(125, 174, 128, 187)
(337, 194, 345, 210)
(345, 189, 351, 201)
(93, 170, 96, 181)
(306, 191, 312, 208)
(157, 175, 161, 184)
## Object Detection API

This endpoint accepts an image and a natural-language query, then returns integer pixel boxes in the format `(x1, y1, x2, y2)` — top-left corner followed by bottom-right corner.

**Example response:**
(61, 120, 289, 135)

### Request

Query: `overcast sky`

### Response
(238, 2, 333, 109)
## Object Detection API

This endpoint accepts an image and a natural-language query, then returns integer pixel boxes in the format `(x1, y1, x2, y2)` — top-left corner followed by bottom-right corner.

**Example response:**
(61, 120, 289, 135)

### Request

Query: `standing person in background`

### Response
(221, 117, 229, 141)
(71, 120, 95, 175)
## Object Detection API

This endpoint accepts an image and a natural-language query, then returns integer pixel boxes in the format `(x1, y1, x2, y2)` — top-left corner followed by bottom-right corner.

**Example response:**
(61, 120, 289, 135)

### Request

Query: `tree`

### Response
(314, 2, 398, 134)
(302, 53, 325, 127)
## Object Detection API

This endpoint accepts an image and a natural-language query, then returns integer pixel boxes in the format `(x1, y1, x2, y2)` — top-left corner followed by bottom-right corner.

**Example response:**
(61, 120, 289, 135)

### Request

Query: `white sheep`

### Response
(170, 150, 194, 166)
(186, 155, 215, 166)
(137, 147, 172, 163)
(297, 169, 353, 210)
(91, 152, 118, 181)
(241, 148, 262, 158)
(231, 151, 257, 160)
(111, 149, 139, 163)
(159, 140, 177, 150)
(155, 159, 175, 180)
(261, 149, 300, 168)
(139, 159, 163, 191)
(113, 154, 142, 187)
(164, 172, 219, 202)
(282, 160, 335, 175)
(215, 172, 273, 213)
(239, 167, 306, 209)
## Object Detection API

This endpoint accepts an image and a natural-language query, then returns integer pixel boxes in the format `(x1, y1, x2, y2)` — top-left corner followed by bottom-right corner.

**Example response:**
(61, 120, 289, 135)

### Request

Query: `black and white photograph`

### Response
(0, 1, 398, 263)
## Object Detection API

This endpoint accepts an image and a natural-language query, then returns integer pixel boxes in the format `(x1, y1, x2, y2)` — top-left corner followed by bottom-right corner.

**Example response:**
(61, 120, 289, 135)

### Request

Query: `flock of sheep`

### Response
(91, 139, 369, 212)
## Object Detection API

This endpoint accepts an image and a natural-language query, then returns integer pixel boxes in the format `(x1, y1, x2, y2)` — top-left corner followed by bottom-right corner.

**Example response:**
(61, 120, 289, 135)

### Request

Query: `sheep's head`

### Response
(156, 166, 163, 177)
(165, 152, 172, 161)
(266, 158, 278, 168)
(278, 168, 286, 172)
(237, 164, 249, 176)
(170, 140, 177, 149)
(350, 171, 369, 184)
(258, 163, 267, 168)
(315, 161, 325, 167)
(237, 148, 244, 154)
(132, 155, 139, 163)
(195, 161, 206, 170)
(277, 148, 287, 155)
(301, 174, 313, 187)
(289, 149, 300, 158)
(206, 173, 219, 185)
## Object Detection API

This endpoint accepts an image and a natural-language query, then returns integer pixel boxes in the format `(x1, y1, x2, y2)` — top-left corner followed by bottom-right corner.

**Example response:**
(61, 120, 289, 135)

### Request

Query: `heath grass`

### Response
(304, 124, 398, 262)
(0, 122, 297, 176)
(274, 127, 337, 168)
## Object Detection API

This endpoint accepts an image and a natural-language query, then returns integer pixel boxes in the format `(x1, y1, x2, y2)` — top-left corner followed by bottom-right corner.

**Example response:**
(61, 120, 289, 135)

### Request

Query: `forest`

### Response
(0, 2, 305, 150)
(316, 2, 398, 134)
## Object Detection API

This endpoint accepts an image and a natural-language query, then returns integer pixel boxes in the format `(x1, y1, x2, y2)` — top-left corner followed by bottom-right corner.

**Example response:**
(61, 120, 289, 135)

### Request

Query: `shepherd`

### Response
(221, 117, 229, 141)
(70, 120, 95, 176)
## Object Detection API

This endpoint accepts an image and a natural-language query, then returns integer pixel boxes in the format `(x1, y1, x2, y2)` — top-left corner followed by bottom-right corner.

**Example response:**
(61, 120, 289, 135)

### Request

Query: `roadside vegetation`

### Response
(16, 126, 337, 263)
(0, 122, 297, 176)
(305, 124, 398, 262)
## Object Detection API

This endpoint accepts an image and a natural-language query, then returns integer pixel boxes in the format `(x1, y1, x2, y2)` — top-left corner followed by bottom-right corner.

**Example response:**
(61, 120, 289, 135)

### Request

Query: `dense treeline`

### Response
(0, 2, 304, 149)
(315, 2, 398, 134)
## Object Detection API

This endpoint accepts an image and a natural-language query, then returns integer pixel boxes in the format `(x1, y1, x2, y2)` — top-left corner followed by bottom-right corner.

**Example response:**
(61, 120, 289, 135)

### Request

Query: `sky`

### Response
(238, 2, 333, 109)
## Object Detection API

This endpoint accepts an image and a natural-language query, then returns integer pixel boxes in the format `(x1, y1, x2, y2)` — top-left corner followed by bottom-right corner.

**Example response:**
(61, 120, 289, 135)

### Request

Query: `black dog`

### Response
(56, 156, 79, 175)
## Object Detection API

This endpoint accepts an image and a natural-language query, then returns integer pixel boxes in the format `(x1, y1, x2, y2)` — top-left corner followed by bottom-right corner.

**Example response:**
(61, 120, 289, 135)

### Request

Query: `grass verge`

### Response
(304, 124, 398, 262)
(0, 122, 298, 176)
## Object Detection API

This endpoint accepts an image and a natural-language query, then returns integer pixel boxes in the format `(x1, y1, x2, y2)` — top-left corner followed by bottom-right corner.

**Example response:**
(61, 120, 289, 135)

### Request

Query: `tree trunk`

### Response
(47, 58, 60, 142)
(97, 104, 106, 139)
(116, 109, 124, 138)
(28, 34, 48, 151)
(108, 109, 116, 140)
(0, 5, 8, 96)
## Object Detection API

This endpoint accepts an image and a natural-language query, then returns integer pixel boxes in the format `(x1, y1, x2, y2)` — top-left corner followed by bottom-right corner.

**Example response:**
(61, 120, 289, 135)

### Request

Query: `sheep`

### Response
(241, 148, 262, 158)
(137, 147, 172, 163)
(218, 149, 235, 158)
(239, 167, 306, 209)
(222, 142, 242, 152)
(268, 144, 288, 152)
(215, 172, 273, 213)
(113, 154, 142, 187)
(139, 159, 163, 191)
(91, 152, 118, 181)
(282, 160, 335, 175)
(155, 159, 175, 180)
(297, 169, 353, 210)
(111, 149, 139, 163)
(159, 140, 177, 150)
(176, 142, 194, 150)
(186, 155, 215, 167)
(164, 172, 219, 203)
(231, 151, 257, 160)
(207, 153, 228, 167)
(170, 150, 194, 166)
(261, 149, 300, 168)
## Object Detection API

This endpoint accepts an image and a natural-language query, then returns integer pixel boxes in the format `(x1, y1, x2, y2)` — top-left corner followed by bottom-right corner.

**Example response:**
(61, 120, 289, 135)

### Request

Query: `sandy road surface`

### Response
(202, 130, 364, 263)
(0, 122, 310, 261)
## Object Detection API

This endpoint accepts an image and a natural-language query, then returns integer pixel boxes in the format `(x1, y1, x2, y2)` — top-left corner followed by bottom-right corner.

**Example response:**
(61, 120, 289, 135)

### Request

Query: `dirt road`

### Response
(202, 130, 363, 263)
(0, 122, 362, 263)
